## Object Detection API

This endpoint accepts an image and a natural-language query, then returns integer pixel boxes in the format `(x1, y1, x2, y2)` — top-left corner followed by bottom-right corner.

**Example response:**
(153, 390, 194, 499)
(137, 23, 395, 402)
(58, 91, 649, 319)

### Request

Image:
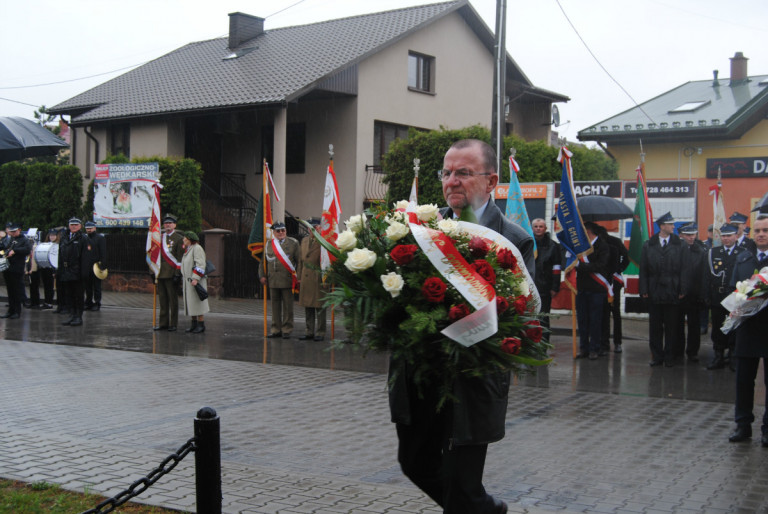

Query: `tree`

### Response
(33, 105, 60, 135)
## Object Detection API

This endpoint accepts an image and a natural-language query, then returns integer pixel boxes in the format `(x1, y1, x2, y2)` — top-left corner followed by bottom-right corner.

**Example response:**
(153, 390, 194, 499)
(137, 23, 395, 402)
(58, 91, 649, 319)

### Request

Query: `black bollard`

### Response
(195, 406, 222, 513)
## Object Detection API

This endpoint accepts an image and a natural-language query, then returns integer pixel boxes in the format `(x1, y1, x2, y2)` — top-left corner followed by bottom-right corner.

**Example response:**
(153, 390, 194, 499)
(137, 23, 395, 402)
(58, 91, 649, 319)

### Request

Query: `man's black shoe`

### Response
(598, 350, 608, 357)
(588, 352, 598, 360)
(687, 355, 699, 363)
(7, 313, 19, 319)
(69, 317, 83, 326)
(314, 335, 324, 341)
(267, 332, 282, 338)
(61, 318, 73, 326)
(0, 312, 12, 319)
(614, 344, 623, 353)
(167, 326, 177, 332)
(728, 426, 752, 442)
(664, 359, 677, 368)
(91, 304, 101, 311)
(153, 325, 168, 331)
(298, 335, 313, 340)
(574, 352, 589, 359)
(493, 498, 508, 514)
(282, 333, 292, 339)
(649, 360, 664, 367)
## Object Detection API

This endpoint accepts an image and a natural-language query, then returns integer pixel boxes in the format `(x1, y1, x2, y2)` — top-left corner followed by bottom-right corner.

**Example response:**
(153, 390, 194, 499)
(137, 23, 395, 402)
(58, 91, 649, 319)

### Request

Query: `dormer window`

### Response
(668, 100, 710, 113)
(408, 51, 435, 94)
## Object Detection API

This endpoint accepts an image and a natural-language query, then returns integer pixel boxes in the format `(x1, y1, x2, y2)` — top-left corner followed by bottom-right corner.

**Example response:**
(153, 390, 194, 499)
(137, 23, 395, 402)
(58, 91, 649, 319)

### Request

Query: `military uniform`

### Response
(297, 226, 327, 341)
(84, 221, 107, 310)
(706, 242, 744, 369)
(58, 218, 90, 326)
(154, 215, 184, 331)
(258, 225, 300, 337)
(678, 224, 708, 361)
(0, 223, 32, 319)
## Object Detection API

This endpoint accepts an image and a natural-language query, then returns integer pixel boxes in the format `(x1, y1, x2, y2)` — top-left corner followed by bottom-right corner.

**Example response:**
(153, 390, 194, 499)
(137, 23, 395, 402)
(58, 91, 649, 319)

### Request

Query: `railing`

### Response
(364, 165, 388, 202)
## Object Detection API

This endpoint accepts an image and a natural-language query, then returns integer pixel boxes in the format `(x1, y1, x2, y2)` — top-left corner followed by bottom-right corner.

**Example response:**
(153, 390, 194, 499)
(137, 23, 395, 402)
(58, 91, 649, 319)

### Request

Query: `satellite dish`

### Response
(552, 105, 561, 127)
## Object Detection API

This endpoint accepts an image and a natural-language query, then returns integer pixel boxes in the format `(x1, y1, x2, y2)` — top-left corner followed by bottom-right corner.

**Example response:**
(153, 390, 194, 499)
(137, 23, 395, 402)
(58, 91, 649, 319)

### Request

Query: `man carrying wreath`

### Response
(389, 139, 535, 514)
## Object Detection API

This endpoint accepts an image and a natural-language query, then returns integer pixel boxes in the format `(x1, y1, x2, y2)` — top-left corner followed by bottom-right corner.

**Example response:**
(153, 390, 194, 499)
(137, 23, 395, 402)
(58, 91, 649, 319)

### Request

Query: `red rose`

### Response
(496, 296, 508, 314)
(511, 295, 528, 315)
(501, 337, 522, 355)
(449, 304, 471, 321)
(422, 277, 447, 303)
(496, 248, 517, 270)
(472, 259, 496, 285)
(468, 236, 489, 258)
(524, 320, 543, 343)
(390, 244, 418, 265)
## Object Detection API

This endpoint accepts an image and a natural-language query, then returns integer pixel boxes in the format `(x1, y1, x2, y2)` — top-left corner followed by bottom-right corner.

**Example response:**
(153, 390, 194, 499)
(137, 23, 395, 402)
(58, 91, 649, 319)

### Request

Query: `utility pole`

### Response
(490, 0, 507, 179)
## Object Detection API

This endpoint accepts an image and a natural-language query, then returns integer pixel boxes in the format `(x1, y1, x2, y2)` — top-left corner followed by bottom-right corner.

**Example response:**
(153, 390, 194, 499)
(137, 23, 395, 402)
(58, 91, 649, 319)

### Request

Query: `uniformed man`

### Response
(678, 222, 707, 362)
(84, 221, 107, 311)
(0, 222, 32, 319)
(58, 217, 89, 326)
(297, 217, 327, 341)
(730, 211, 757, 255)
(639, 212, 689, 367)
(258, 221, 300, 338)
(706, 223, 744, 370)
(531, 218, 561, 339)
(728, 216, 768, 446)
(575, 222, 612, 360)
(598, 225, 629, 355)
(154, 214, 184, 331)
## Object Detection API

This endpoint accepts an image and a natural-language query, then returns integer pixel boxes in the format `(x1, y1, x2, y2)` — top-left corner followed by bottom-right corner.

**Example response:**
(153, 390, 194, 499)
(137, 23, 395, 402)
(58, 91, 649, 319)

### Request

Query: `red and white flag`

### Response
(145, 183, 163, 277)
(321, 158, 341, 272)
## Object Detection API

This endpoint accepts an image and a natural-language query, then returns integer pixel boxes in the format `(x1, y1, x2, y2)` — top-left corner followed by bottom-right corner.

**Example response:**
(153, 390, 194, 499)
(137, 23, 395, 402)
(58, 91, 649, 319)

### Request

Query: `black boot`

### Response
(185, 319, 198, 333)
(707, 350, 725, 370)
(191, 321, 205, 333)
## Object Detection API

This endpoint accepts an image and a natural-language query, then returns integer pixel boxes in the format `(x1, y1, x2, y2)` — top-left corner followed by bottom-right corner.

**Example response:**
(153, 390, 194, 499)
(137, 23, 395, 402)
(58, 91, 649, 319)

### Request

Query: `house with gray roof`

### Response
(51, 0, 567, 229)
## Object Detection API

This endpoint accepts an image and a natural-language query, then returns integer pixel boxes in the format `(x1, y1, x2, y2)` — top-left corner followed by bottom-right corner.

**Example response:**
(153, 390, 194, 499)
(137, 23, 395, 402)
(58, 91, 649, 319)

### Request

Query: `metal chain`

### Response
(80, 437, 196, 514)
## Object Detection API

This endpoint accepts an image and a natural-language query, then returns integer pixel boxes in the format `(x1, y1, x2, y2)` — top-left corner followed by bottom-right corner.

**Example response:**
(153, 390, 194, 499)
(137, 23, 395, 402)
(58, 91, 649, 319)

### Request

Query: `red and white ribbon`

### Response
(161, 232, 181, 270)
(270, 238, 298, 291)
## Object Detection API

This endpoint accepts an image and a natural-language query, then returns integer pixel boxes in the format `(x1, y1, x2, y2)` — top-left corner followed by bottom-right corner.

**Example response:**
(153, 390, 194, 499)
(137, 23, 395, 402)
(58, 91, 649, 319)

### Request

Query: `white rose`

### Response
(394, 200, 410, 210)
(345, 214, 365, 234)
(344, 248, 377, 273)
(386, 211, 406, 225)
(336, 230, 357, 251)
(515, 279, 530, 297)
(437, 218, 459, 236)
(735, 280, 751, 296)
(380, 272, 404, 298)
(415, 203, 439, 222)
(385, 222, 409, 241)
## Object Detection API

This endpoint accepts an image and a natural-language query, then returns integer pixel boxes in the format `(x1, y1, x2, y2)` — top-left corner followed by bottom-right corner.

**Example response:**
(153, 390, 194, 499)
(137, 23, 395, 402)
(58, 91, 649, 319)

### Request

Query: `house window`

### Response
(259, 123, 306, 174)
(373, 121, 411, 166)
(408, 52, 435, 93)
(109, 124, 130, 158)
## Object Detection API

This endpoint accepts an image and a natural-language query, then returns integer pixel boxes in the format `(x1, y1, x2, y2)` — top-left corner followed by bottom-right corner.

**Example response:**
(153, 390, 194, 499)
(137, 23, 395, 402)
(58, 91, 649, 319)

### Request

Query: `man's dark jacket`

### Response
(575, 236, 611, 293)
(639, 233, 689, 304)
(732, 251, 768, 358)
(388, 200, 535, 446)
(58, 231, 90, 282)
(535, 234, 561, 296)
(682, 239, 708, 303)
(86, 231, 107, 266)
(2, 234, 31, 274)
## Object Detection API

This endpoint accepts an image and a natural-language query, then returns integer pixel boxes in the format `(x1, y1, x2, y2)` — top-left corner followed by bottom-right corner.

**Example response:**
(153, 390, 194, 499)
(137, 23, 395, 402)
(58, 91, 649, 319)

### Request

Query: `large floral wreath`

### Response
(306, 200, 552, 401)
(721, 267, 768, 334)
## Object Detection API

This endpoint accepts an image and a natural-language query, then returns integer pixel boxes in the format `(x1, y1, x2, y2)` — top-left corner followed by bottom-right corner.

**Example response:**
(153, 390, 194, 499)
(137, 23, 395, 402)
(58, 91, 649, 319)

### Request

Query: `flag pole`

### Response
(262, 159, 269, 363)
(329, 145, 336, 342)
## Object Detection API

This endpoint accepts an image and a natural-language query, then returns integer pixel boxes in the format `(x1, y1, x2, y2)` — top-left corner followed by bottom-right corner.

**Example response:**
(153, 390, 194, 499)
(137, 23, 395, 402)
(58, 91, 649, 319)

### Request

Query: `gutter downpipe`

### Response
(596, 141, 617, 161)
(83, 126, 99, 180)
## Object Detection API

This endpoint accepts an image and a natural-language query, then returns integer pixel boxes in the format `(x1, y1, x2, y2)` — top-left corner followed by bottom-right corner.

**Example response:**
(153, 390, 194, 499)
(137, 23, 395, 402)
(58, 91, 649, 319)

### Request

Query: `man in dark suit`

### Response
(639, 212, 689, 367)
(574, 222, 611, 360)
(731, 211, 757, 255)
(706, 223, 745, 370)
(84, 221, 107, 311)
(597, 225, 629, 355)
(727, 216, 768, 446)
(678, 222, 707, 362)
(391, 139, 534, 514)
(0, 222, 31, 319)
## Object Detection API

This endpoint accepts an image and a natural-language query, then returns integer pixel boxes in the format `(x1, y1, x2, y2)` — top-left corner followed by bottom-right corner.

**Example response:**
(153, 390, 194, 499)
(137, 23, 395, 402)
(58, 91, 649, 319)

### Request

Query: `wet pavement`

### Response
(0, 292, 766, 513)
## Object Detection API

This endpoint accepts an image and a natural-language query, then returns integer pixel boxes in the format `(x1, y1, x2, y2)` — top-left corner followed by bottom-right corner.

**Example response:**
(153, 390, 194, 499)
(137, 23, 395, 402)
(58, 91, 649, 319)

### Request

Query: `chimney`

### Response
(729, 52, 748, 85)
(712, 69, 719, 87)
(228, 12, 264, 49)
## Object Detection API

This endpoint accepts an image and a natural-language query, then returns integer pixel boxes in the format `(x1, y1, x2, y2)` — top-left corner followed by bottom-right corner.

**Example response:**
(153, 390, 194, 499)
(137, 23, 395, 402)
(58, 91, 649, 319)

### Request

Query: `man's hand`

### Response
(260, 277, 267, 285)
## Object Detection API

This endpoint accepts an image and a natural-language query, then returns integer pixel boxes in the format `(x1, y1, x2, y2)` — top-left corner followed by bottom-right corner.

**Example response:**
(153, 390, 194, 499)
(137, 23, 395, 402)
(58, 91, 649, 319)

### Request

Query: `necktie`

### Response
(759, 252, 766, 262)
(662, 239, 667, 248)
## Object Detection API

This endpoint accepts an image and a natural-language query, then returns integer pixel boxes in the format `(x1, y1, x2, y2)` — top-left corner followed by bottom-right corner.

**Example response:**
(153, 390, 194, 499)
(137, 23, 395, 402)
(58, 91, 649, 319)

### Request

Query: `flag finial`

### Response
(509, 147, 516, 158)
(413, 158, 420, 177)
(328, 144, 334, 158)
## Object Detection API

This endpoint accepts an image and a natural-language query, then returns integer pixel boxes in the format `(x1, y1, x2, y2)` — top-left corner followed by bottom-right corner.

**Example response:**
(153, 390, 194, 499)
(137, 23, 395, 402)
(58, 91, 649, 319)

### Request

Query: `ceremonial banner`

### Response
(626, 165, 654, 274)
(321, 159, 341, 272)
(555, 147, 592, 272)
(247, 161, 276, 260)
(94, 162, 159, 228)
(504, 155, 536, 254)
(145, 183, 162, 277)
(710, 182, 726, 248)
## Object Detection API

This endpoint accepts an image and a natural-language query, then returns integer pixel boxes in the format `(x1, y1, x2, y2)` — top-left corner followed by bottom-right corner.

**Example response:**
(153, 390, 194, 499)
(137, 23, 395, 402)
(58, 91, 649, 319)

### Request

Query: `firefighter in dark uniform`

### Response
(58, 217, 90, 327)
(0, 222, 32, 319)
(531, 218, 561, 339)
(639, 212, 689, 367)
(706, 223, 744, 370)
(598, 226, 629, 355)
(84, 221, 107, 311)
(677, 222, 707, 362)
(731, 211, 757, 255)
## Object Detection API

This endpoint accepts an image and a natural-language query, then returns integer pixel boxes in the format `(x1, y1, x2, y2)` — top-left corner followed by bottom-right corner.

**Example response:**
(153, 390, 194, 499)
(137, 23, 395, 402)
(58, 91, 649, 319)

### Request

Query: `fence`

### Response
(81, 407, 221, 514)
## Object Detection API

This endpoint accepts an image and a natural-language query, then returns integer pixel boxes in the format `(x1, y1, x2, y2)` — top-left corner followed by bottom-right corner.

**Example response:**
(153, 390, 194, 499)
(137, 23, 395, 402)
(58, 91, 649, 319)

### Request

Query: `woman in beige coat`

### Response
(181, 232, 209, 333)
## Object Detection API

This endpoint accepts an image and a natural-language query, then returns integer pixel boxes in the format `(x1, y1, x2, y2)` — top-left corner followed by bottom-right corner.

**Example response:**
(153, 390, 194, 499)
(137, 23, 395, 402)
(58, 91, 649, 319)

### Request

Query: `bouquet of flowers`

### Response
(721, 267, 768, 334)
(305, 200, 552, 401)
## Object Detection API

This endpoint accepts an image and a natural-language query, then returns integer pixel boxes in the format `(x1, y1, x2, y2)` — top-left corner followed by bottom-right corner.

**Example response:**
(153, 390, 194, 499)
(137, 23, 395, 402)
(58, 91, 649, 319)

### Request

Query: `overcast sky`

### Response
(2, 0, 767, 145)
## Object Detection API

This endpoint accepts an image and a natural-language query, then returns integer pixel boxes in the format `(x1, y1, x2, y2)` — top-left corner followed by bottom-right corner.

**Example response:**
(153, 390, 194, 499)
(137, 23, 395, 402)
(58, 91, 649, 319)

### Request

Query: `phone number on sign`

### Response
(98, 219, 148, 228)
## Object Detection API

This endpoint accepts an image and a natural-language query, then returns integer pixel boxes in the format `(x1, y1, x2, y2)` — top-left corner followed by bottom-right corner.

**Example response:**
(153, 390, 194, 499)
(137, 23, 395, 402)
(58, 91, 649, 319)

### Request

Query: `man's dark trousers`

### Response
(5, 270, 24, 314)
(649, 303, 681, 363)
(157, 278, 178, 327)
(396, 383, 499, 513)
(577, 290, 605, 354)
(734, 357, 768, 431)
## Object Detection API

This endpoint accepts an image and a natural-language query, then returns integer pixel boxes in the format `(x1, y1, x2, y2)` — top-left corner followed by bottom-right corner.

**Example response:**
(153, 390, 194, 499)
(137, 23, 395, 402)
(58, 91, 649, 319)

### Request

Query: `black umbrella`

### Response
(752, 191, 768, 214)
(576, 195, 633, 221)
(0, 116, 69, 164)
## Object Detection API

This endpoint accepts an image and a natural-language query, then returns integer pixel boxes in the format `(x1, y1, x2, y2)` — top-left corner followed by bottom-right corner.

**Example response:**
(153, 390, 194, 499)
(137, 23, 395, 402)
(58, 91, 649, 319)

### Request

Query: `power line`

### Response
(554, 0, 656, 125)
(265, 0, 309, 19)
(0, 96, 40, 108)
(0, 63, 146, 90)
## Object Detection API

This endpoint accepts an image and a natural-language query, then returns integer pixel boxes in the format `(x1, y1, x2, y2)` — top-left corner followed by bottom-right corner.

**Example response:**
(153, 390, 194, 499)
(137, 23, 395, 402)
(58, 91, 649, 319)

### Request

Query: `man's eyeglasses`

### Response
(437, 169, 491, 181)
